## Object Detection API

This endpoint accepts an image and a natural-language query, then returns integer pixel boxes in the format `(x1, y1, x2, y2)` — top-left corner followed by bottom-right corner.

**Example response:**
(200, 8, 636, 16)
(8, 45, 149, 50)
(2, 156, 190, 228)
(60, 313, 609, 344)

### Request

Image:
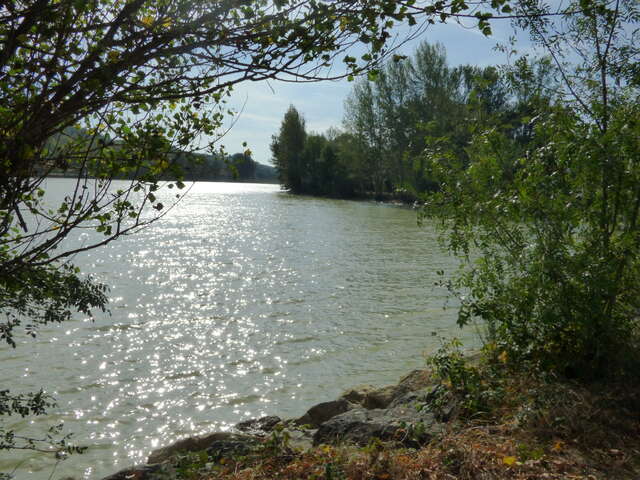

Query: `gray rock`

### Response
(313, 404, 443, 447)
(341, 384, 397, 409)
(282, 428, 315, 451)
(100, 463, 164, 480)
(389, 384, 459, 422)
(294, 398, 354, 428)
(147, 432, 257, 464)
(388, 386, 438, 409)
(395, 369, 434, 397)
(235, 415, 282, 435)
(341, 384, 376, 404)
(340, 370, 435, 411)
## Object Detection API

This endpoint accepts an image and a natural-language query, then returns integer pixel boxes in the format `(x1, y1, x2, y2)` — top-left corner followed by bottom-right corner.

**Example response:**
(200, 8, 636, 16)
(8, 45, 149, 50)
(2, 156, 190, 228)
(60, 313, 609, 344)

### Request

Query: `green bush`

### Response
(425, 99, 640, 379)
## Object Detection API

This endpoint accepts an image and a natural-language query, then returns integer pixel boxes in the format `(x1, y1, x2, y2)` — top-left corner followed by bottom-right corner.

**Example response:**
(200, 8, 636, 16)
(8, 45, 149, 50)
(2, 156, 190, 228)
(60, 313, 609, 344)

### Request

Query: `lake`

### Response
(1, 180, 471, 479)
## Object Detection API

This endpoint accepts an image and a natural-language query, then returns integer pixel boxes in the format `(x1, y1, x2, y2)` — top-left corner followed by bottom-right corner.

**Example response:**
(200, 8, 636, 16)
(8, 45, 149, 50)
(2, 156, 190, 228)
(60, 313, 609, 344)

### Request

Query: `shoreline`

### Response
(101, 368, 438, 479)
(99, 356, 640, 480)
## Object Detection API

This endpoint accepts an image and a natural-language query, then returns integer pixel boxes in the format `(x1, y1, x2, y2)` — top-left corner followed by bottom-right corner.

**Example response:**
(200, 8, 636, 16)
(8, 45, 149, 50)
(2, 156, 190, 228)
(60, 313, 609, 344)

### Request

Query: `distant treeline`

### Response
(169, 151, 277, 182)
(45, 128, 277, 183)
(271, 42, 554, 200)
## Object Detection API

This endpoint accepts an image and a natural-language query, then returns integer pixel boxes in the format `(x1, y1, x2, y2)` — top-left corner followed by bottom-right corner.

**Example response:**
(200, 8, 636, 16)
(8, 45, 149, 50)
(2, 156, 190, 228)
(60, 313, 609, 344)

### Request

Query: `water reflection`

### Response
(0, 180, 470, 479)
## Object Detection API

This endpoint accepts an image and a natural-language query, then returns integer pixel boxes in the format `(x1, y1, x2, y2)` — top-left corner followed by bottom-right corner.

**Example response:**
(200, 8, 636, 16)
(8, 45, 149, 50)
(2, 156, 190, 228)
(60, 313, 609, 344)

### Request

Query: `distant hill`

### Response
(42, 128, 277, 183)
(173, 151, 277, 182)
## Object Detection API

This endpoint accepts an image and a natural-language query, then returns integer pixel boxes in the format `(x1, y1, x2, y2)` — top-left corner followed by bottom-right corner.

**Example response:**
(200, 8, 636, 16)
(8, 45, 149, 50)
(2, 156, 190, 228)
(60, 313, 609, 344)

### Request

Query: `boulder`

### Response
(387, 386, 437, 409)
(281, 427, 316, 451)
(341, 384, 396, 409)
(340, 384, 375, 405)
(313, 402, 443, 447)
(294, 398, 354, 428)
(147, 432, 258, 464)
(396, 369, 434, 395)
(100, 463, 164, 480)
(389, 385, 459, 422)
(235, 415, 282, 435)
(340, 369, 435, 411)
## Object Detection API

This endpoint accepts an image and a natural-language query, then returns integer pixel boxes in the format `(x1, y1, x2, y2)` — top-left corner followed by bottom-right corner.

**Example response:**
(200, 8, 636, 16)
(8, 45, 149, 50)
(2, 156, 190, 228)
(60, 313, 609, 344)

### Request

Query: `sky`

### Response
(216, 17, 533, 166)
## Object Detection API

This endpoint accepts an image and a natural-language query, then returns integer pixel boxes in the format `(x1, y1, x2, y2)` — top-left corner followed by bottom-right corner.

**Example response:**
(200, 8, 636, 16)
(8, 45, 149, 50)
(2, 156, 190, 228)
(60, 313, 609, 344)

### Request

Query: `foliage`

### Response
(261, 425, 293, 458)
(0, 389, 87, 460)
(271, 105, 307, 193)
(274, 41, 551, 200)
(0, 263, 107, 348)
(423, 0, 640, 378)
(426, 339, 508, 419)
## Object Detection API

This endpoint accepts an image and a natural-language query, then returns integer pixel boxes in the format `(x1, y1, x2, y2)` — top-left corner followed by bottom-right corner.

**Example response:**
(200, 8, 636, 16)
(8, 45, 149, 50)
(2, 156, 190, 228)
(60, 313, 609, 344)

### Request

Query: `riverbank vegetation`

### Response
(47, 141, 277, 183)
(272, 41, 550, 201)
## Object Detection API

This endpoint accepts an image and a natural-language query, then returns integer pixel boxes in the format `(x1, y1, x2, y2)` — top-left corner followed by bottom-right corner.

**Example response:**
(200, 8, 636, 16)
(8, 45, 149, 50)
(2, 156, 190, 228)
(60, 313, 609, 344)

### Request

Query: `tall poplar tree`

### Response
(270, 106, 307, 193)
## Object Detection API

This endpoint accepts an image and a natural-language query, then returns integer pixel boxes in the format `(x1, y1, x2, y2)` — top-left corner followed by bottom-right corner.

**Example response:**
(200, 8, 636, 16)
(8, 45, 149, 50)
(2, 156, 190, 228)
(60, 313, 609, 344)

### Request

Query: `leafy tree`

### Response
(270, 105, 307, 193)
(374, 57, 416, 188)
(423, 0, 640, 378)
(330, 131, 366, 196)
(342, 41, 509, 197)
(344, 79, 387, 197)
(230, 152, 257, 180)
(301, 133, 328, 194)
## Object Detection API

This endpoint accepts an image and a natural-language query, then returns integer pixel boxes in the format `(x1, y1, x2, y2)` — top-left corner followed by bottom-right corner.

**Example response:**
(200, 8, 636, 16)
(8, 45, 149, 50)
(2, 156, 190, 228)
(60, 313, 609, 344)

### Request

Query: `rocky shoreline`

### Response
(101, 368, 451, 480)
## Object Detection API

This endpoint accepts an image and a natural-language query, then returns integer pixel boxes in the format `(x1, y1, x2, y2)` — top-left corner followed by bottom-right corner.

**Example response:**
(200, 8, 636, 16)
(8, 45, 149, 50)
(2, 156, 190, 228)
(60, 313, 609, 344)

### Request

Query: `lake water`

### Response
(1, 180, 471, 479)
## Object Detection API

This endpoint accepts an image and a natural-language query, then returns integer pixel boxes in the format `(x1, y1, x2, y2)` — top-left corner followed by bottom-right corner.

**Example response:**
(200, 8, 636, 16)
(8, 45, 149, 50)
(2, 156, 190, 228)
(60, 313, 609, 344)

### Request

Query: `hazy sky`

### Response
(217, 18, 532, 165)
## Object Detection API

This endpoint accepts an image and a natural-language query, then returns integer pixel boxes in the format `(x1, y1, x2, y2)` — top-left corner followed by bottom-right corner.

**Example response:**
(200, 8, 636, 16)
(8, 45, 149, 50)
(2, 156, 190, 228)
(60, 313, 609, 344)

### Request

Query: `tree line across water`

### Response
(271, 42, 553, 201)
(46, 128, 277, 182)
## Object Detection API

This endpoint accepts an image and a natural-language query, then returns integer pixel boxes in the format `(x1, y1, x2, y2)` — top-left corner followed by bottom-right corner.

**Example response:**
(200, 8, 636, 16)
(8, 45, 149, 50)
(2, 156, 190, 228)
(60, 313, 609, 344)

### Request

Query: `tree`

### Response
(342, 41, 505, 196)
(301, 133, 327, 193)
(344, 79, 387, 197)
(271, 105, 307, 193)
(230, 152, 257, 180)
(423, 0, 640, 378)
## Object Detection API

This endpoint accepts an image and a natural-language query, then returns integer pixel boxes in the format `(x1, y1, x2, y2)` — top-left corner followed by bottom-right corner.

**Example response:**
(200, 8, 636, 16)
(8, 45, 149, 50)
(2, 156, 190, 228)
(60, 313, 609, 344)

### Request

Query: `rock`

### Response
(340, 369, 435, 411)
(206, 436, 259, 461)
(282, 428, 315, 451)
(294, 398, 354, 428)
(387, 386, 437, 409)
(396, 369, 434, 395)
(313, 403, 443, 447)
(100, 463, 164, 480)
(341, 385, 377, 405)
(147, 432, 257, 464)
(235, 415, 282, 435)
(341, 384, 396, 409)
(365, 385, 399, 409)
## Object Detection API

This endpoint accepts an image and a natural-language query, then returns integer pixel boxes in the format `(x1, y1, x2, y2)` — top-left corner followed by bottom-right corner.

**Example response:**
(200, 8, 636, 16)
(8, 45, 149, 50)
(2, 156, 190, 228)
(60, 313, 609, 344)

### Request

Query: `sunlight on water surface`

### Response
(0, 180, 471, 479)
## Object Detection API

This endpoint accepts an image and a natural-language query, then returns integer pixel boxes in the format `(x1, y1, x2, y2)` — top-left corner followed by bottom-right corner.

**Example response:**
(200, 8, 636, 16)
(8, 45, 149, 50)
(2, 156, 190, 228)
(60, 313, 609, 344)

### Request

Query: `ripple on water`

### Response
(2, 181, 472, 479)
